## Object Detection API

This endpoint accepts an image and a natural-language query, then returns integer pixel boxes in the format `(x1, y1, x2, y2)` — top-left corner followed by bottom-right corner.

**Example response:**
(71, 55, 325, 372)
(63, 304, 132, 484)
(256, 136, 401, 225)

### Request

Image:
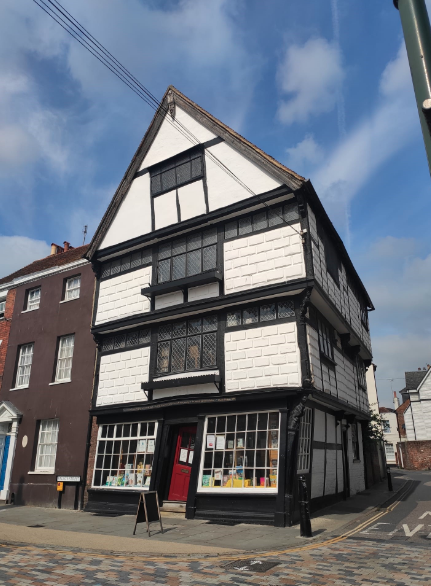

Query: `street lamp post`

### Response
(394, 0, 431, 175)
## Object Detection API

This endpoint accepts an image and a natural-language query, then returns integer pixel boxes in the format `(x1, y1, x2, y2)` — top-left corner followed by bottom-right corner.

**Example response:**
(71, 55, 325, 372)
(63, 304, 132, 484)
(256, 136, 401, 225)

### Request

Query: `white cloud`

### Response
(312, 42, 417, 233)
(277, 38, 344, 125)
(0, 236, 51, 279)
(0, 125, 39, 170)
(286, 135, 324, 176)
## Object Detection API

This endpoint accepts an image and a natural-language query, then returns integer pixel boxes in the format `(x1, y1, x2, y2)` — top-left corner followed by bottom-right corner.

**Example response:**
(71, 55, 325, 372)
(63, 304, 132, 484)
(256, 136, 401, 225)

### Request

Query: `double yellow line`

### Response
(0, 481, 411, 565)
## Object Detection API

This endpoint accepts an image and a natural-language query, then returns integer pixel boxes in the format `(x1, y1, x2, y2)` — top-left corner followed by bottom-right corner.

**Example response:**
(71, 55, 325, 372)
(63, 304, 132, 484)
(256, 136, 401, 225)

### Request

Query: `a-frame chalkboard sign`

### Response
(133, 491, 164, 537)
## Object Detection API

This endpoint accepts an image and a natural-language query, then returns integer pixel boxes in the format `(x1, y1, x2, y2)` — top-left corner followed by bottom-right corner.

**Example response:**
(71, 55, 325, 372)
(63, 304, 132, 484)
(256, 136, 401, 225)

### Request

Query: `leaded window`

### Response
(157, 228, 217, 284)
(227, 300, 295, 328)
(55, 334, 75, 382)
(150, 150, 203, 196)
(93, 421, 157, 489)
(16, 343, 34, 388)
(297, 408, 312, 473)
(200, 412, 280, 490)
(35, 419, 59, 471)
(101, 249, 152, 279)
(156, 316, 217, 375)
(101, 329, 150, 353)
(224, 202, 299, 239)
(317, 317, 334, 361)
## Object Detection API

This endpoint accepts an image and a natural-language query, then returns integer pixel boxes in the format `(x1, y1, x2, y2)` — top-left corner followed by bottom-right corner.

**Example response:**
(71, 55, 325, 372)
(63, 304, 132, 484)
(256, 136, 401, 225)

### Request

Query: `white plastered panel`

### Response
(313, 410, 326, 442)
(153, 383, 217, 401)
(99, 174, 152, 250)
(140, 106, 216, 169)
(155, 291, 184, 310)
(178, 180, 206, 220)
(154, 189, 178, 229)
(311, 449, 325, 498)
(206, 142, 281, 210)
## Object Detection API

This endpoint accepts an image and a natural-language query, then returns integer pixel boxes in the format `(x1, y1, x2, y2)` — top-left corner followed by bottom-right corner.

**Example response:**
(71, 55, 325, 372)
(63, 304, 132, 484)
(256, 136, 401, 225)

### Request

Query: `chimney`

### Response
(63, 241, 70, 252)
(393, 391, 399, 410)
(50, 243, 64, 255)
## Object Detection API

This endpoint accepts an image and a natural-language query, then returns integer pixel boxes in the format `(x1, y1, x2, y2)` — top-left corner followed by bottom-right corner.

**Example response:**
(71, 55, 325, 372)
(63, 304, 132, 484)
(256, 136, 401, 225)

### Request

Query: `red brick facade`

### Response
(398, 441, 431, 470)
(0, 289, 16, 390)
(84, 416, 99, 507)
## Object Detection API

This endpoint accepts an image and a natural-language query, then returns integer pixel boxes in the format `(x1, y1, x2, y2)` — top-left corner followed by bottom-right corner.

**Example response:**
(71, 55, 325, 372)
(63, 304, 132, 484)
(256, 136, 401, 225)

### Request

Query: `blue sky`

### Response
(0, 0, 430, 405)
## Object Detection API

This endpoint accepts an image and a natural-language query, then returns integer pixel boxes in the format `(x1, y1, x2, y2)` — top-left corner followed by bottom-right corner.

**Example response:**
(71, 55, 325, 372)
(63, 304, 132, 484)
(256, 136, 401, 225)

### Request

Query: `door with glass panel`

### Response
(168, 426, 196, 502)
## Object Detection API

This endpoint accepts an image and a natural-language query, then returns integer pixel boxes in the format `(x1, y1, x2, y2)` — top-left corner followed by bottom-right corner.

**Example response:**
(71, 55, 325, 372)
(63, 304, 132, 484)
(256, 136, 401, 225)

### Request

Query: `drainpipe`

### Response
(394, 0, 431, 175)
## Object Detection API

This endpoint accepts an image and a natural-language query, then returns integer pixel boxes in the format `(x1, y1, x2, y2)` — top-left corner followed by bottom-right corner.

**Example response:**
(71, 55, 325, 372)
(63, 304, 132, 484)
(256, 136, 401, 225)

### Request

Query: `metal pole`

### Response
(394, 0, 431, 175)
(298, 476, 313, 538)
(387, 466, 394, 492)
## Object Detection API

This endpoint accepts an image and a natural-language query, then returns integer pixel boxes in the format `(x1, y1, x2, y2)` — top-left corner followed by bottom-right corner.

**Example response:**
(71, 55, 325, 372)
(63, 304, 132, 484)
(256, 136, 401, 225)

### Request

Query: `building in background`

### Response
(83, 86, 376, 527)
(0, 243, 96, 508)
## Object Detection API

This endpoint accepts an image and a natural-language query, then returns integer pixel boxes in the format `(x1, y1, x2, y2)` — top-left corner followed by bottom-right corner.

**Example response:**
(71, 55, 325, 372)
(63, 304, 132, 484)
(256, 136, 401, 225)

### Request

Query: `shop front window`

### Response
(93, 421, 157, 489)
(199, 411, 280, 491)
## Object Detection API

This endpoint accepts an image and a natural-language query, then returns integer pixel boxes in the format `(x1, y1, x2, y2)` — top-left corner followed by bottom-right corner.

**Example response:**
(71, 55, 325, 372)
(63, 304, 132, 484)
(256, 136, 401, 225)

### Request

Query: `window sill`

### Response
(10, 386, 29, 391)
(49, 380, 71, 386)
(28, 470, 55, 475)
(21, 308, 39, 314)
(197, 488, 278, 495)
(141, 270, 222, 298)
(143, 372, 220, 390)
(59, 298, 79, 304)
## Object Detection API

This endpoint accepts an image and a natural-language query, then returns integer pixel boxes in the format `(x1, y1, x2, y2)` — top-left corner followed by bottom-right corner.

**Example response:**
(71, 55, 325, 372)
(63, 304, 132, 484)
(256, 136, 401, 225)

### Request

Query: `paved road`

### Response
(0, 469, 430, 585)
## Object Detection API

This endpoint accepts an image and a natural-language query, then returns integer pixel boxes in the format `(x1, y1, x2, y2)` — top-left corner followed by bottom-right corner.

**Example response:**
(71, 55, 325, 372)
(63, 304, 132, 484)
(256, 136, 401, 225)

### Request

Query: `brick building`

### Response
(84, 86, 375, 526)
(0, 244, 96, 507)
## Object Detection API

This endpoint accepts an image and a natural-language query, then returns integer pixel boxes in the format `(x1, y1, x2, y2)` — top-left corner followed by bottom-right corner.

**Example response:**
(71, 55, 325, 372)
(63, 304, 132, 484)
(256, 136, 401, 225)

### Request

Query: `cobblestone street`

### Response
(0, 537, 430, 586)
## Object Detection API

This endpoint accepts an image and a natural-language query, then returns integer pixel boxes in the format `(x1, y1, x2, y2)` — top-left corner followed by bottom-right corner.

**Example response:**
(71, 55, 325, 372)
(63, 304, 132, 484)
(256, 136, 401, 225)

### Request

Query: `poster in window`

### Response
(270, 431, 278, 448)
(147, 439, 155, 454)
(214, 469, 222, 481)
(179, 449, 188, 463)
(216, 435, 225, 450)
(206, 434, 215, 449)
(188, 451, 194, 464)
(137, 439, 147, 453)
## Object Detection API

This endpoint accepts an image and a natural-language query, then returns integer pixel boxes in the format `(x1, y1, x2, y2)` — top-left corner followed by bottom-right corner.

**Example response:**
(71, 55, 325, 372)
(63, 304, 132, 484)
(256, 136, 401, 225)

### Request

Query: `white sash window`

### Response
(55, 335, 75, 382)
(16, 343, 34, 388)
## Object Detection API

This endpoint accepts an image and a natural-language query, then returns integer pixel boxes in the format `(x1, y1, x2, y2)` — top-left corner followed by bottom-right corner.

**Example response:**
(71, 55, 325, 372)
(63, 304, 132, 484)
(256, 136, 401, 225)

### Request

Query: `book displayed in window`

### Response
(93, 422, 157, 489)
(156, 316, 217, 375)
(35, 419, 59, 471)
(200, 412, 280, 490)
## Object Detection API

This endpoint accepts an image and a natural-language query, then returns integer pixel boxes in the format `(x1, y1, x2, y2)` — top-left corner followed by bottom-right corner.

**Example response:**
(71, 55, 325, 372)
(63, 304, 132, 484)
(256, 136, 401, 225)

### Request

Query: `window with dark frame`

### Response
(101, 329, 151, 353)
(317, 317, 334, 361)
(227, 300, 295, 327)
(150, 150, 204, 197)
(360, 304, 369, 330)
(351, 423, 360, 461)
(356, 356, 367, 390)
(25, 287, 41, 311)
(101, 249, 152, 279)
(224, 201, 299, 239)
(0, 300, 5, 318)
(156, 316, 218, 375)
(157, 227, 217, 284)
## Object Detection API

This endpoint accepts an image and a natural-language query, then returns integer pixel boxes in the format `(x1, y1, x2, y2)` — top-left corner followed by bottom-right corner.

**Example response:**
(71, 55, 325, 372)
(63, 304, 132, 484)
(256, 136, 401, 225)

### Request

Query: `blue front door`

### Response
(0, 436, 11, 491)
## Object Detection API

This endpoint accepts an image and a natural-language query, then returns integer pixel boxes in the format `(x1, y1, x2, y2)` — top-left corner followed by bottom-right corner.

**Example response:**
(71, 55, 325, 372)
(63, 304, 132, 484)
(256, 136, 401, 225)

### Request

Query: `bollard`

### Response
(387, 466, 393, 492)
(298, 476, 313, 538)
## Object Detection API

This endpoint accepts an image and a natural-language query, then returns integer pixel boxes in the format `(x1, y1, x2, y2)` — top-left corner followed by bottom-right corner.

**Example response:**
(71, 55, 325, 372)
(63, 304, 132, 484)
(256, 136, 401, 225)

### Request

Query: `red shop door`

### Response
(168, 426, 197, 502)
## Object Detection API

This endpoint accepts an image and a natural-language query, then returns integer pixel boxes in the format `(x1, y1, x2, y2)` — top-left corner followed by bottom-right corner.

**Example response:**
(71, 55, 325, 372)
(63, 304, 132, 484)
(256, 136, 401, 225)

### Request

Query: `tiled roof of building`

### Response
(396, 399, 410, 414)
(379, 407, 395, 414)
(405, 370, 428, 390)
(0, 245, 89, 286)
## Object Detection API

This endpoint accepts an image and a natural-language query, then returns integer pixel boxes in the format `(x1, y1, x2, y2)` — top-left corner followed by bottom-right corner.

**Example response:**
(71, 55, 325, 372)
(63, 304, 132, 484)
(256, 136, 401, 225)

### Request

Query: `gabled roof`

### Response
(0, 401, 22, 417)
(86, 85, 305, 259)
(405, 370, 428, 390)
(417, 367, 431, 393)
(0, 245, 89, 286)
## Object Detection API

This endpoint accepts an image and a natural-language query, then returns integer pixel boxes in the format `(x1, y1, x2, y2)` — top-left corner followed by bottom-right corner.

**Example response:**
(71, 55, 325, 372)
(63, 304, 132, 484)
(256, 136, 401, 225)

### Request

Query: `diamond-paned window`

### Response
(101, 329, 150, 353)
(156, 227, 218, 284)
(101, 249, 151, 279)
(156, 316, 217, 374)
(150, 150, 204, 197)
(224, 202, 299, 240)
(227, 300, 295, 328)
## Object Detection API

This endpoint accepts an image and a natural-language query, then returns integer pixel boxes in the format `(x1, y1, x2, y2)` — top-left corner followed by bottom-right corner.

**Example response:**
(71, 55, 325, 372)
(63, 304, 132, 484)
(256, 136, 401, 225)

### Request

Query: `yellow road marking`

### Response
(0, 481, 412, 565)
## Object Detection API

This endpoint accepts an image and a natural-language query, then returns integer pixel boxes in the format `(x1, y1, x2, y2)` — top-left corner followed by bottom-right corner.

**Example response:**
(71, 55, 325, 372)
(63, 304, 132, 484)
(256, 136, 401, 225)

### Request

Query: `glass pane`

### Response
(186, 336, 201, 370)
(207, 418, 216, 434)
(203, 316, 217, 332)
(151, 173, 162, 194)
(252, 211, 267, 231)
(258, 413, 268, 430)
(188, 319, 202, 335)
(161, 167, 176, 191)
(131, 251, 142, 268)
(284, 202, 300, 222)
(269, 412, 279, 429)
(158, 259, 171, 283)
(139, 330, 150, 344)
(246, 432, 255, 449)
(187, 233, 202, 251)
(191, 155, 202, 178)
(126, 331, 139, 347)
(226, 416, 236, 432)
(101, 263, 111, 278)
(186, 249, 202, 276)
(247, 414, 257, 430)
(204, 452, 213, 468)
(121, 256, 131, 271)
(172, 237, 187, 256)
(158, 324, 172, 340)
(157, 341, 170, 373)
(216, 416, 226, 433)
(203, 227, 217, 246)
(278, 301, 295, 318)
(243, 307, 258, 324)
(227, 312, 241, 327)
(171, 338, 186, 372)
(225, 221, 238, 239)
(260, 304, 276, 322)
(147, 422, 155, 435)
(172, 254, 186, 280)
(202, 333, 217, 367)
(111, 260, 121, 275)
(176, 161, 191, 185)
(172, 322, 187, 338)
(158, 242, 171, 260)
(238, 216, 252, 235)
(237, 415, 246, 432)
(268, 206, 283, 226)
(142, 249, 152, 265)
(203, 245, 217, 271)
(114, 335, 126, 349)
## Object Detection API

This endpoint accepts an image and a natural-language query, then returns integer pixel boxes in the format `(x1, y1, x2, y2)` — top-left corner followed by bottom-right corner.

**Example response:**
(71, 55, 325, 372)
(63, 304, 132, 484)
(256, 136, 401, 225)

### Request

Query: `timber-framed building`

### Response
(84, 86, 374, 526)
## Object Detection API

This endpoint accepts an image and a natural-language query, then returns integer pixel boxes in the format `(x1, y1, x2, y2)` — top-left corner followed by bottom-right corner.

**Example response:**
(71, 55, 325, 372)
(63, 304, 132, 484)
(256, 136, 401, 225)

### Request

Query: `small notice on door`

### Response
(206, 434, 215, 449)
(179, 448, 188, 463)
